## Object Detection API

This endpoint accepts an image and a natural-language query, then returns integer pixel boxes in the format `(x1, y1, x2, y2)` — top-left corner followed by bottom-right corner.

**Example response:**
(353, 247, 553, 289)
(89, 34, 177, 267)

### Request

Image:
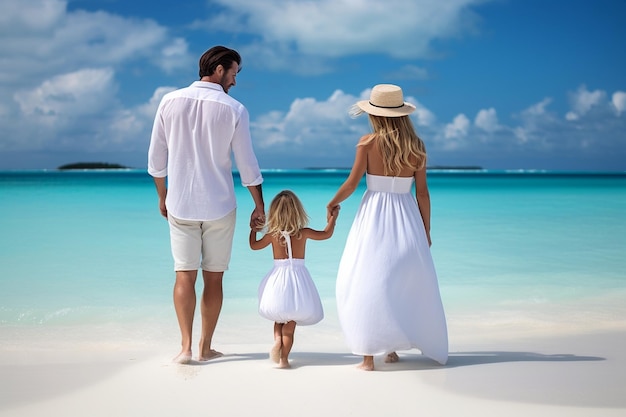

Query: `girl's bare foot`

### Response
(357, 356, 374, 371)
(270, 341, 281, 364)
(384, 352, 399, 363)
(278, 358, 291, 369)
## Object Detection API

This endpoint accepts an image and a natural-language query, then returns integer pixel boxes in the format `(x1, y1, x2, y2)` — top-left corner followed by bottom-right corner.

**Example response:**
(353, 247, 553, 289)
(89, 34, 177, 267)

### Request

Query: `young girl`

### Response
(327, 84, 448, 371)
(250, 190, 339, 369)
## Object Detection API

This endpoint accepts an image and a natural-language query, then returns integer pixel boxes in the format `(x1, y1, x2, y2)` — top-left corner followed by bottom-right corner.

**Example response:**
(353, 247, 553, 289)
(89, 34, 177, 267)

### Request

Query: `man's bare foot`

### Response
(198, 349, 223, 361)
(172, 351, 192, 364)
(357, 356, 374, 371)
(384, 352, 399, 363)
(277, 358, 291, 369)
(270, 341, 281, 364)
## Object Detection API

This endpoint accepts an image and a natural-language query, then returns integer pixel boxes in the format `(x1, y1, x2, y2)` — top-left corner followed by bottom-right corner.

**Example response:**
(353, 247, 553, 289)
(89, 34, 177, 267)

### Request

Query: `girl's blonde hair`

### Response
(266, 190, 309, 240)
(355, 110, 427, 175)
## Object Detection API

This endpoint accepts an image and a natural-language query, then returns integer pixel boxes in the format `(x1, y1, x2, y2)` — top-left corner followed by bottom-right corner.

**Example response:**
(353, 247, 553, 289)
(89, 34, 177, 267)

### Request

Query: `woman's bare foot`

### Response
(172, 351, 192, 364)
(198, 349, 223, 362)
(357, 355, 374, 371)
(270, 341, 281, 364)
(278, 358, 291, 369)
(384, 352, 399, 363)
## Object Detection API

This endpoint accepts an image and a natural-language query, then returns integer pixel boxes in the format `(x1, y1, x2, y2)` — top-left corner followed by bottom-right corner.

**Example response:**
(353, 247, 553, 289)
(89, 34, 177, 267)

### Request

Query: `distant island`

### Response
(58, 162, 129, 170)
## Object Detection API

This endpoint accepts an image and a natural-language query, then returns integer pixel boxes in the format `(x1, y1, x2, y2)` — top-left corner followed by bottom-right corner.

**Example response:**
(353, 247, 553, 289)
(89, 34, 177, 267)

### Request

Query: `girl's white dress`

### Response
(258, 232, 324, 325)
(336, 174, 448, 364)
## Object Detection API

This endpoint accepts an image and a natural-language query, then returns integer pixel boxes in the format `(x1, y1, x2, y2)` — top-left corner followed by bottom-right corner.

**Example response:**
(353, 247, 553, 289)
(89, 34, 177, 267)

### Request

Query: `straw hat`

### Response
(356, 84, 416, 117)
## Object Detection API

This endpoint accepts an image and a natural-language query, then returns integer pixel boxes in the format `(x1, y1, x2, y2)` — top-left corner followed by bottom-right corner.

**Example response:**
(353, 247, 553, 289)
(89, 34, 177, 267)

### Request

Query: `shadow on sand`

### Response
(187, 349, 604, 370)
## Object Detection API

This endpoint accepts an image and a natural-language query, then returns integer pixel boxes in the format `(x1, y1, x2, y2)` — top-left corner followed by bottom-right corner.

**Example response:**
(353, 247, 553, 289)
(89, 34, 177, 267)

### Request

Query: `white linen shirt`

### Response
(148, 81, 263, 221)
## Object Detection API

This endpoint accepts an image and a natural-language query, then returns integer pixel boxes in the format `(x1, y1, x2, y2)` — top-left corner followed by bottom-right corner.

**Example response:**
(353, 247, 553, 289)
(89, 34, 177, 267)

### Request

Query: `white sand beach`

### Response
(1, 309, 625, 417)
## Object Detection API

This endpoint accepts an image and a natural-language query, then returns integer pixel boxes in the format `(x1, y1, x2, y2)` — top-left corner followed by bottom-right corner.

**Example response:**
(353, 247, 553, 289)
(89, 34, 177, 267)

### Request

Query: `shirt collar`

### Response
(191, 81, 224, 92)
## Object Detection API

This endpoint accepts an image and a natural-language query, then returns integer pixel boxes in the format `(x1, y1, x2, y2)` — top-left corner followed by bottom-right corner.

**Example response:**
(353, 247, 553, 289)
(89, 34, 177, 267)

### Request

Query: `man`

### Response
(148, 46, 264, 364)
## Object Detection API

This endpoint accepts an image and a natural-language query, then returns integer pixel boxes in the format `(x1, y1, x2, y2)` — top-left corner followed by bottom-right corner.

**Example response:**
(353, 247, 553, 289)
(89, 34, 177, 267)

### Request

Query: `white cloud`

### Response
(251, 88, 438, 162)
(612, 91, 626, 116)
(109, 86, 179, 145)
(157, 38, 193, 74)
(0, 0, 191, 87)
(6, 68, 123, 150)
(512, 126, 528, 144)
(252, 89, 357, 153)
(474, 108, 499, 132)
(286, 90, 354, 125)
(137, 86, 177, 119)
(0, 0, 193, 158)
(444, 114, 470, 139)
(565, 111, 579, 121)
(200, 0, 487, 70)
(238, 41, 333, 76)
(509, 88, 626, 158)
(513, 98, 560, 146)
(0, 0, 65, 34)
(523, 97, 553, 118)
(15, 68, 117, 118)
(565, 85, 606, 121)
(411, 102, 437, 128)
(250, 83, 626, 169)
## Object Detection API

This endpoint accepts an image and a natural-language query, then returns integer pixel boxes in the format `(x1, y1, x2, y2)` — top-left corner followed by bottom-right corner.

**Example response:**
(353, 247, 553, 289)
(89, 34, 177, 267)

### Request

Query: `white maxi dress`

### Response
(258, 232, 324, 325)
(336, 174, 448, 364)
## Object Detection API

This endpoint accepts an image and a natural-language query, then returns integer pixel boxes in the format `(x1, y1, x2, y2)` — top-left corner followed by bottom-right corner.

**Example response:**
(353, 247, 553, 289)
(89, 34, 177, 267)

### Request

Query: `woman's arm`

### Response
(303, 206, 339, 241)
(414, 165, 432, 246)
(326, 136, 369, 218)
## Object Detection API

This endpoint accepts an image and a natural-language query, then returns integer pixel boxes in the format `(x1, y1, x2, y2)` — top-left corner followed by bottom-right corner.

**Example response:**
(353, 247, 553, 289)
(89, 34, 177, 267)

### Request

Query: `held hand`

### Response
(329, 205, 340, 223)
(250, 207, 265, 229)
(327, 204, 340, 222)
(252, 217, 265, 231)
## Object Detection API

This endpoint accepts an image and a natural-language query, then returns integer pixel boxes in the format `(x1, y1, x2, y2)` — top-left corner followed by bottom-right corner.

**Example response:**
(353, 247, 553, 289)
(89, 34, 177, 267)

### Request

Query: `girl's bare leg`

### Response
(384, 352, 399, 363)
(357, 355, 375, 371)
(270, 322, 282, 363)
(278, 321, 296, 369)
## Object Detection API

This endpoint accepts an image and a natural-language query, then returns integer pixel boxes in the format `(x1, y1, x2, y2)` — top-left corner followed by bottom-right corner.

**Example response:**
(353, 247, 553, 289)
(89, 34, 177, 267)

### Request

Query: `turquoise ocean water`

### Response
(1, 170, 625, 342)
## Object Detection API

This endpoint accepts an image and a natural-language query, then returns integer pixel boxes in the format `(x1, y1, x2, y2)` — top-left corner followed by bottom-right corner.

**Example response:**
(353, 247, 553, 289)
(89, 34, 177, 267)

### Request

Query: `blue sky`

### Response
(1, 0, 624, 170)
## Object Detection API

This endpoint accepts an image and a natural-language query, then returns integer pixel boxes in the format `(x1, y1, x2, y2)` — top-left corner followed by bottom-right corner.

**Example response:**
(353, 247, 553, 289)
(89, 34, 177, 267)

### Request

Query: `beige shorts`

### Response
(168, 209, 236, 272)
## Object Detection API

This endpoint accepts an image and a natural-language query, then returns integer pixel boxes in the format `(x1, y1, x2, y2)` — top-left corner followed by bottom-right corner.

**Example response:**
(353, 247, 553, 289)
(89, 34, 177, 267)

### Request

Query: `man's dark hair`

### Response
(199, 46, 242, 78)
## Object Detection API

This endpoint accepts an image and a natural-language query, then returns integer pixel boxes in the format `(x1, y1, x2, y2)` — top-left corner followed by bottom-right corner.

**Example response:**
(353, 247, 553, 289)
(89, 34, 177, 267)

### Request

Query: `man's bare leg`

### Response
(278, 321, 296, 369)
(357, 355, 375, 371)
(270, 322, 282, 363)
(198, 270, 224, 361)
(172, 270, 198, 364)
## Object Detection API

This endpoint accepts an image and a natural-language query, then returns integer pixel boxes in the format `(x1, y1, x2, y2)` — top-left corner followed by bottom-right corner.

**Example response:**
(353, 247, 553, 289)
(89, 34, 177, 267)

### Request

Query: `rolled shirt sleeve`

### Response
(232, 107, 263, 187)
(147, 107, 168, 178)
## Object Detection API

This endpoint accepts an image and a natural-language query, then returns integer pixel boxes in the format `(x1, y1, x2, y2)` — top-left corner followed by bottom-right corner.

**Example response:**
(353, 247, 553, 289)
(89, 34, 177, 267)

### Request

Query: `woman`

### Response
(327, 84, 448, 371)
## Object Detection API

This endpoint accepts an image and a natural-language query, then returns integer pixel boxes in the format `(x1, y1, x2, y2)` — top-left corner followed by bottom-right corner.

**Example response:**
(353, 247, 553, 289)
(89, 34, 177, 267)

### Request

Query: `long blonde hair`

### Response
(357, 113, 427, 175)
(266, 190, 309, 240)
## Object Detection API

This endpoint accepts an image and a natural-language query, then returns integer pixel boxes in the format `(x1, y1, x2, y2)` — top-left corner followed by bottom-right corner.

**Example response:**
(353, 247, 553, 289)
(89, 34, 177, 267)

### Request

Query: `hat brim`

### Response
(356, 100, 416, 117)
